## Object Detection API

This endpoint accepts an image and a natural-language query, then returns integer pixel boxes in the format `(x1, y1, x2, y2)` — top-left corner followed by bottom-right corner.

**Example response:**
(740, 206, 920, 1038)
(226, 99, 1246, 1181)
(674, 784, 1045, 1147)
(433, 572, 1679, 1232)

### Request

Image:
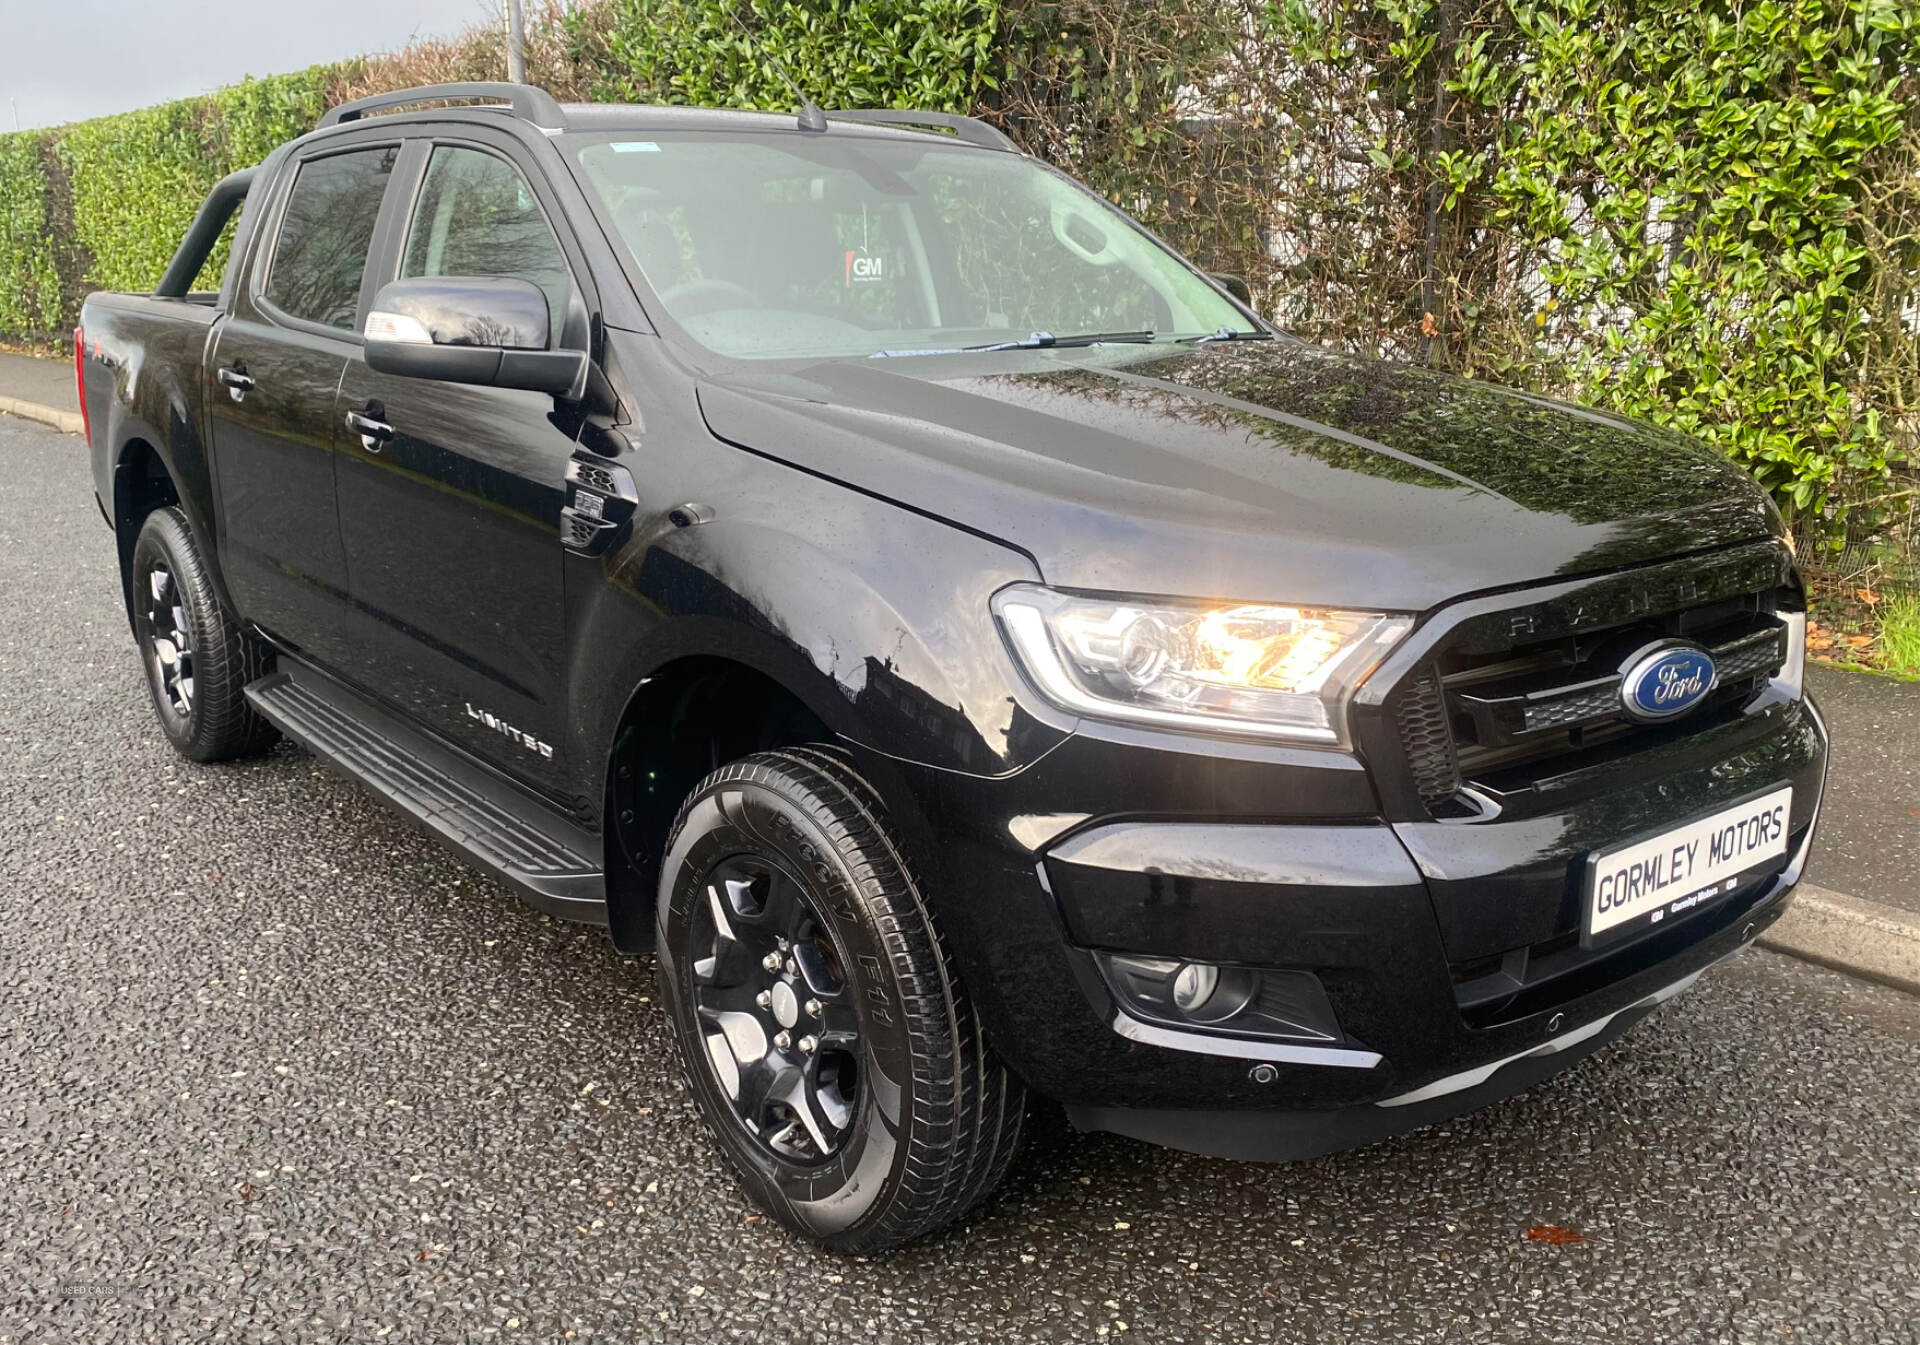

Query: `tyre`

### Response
(656, 746, 1025, 1253)
(129, 507, 279, 763)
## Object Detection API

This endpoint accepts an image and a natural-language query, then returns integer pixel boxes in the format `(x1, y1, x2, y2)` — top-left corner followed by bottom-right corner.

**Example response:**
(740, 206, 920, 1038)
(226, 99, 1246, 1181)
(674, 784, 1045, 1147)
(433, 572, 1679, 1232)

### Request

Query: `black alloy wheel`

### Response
(687, 854, 863, 1164)
(656, 747, 1026, 1253)
(138, 558, 195, 722)
(128, 507, 279, 762)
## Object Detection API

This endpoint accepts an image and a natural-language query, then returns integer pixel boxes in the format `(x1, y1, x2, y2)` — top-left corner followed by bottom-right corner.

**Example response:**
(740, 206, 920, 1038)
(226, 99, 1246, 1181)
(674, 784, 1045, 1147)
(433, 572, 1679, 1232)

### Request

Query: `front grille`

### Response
(1392, 671, 1461, 803)
(1388, 549, 1796, 812)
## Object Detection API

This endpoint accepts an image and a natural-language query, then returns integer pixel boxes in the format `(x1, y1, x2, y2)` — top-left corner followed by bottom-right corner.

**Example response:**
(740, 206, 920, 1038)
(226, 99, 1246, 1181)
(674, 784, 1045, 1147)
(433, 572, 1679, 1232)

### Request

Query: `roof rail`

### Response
(319, 82, 566, 131)
(824, 109, 1018, 153)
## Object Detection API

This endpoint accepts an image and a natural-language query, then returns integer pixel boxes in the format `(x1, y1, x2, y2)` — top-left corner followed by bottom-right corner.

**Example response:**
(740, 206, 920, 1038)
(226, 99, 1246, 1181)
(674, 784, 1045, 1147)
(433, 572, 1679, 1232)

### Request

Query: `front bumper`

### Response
(860, 688, 1826, 1160)
(1070, 958, 1707, 1162)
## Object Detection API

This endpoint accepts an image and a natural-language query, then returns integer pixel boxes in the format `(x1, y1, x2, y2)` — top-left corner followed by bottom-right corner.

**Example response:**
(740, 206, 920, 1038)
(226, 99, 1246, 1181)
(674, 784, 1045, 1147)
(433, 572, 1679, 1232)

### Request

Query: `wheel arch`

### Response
(592, 613, 984, 957)
(111, 434, 186, 634)
(599, 648, 842, 954)
(572, 488, 1060, 953)
(100, 356, 233, 637)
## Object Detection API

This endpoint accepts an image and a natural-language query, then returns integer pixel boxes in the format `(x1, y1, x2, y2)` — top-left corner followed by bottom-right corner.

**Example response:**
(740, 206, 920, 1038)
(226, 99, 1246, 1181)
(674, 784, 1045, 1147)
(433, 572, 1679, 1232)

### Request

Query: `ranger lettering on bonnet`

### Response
(76, 82, 1826, 1253)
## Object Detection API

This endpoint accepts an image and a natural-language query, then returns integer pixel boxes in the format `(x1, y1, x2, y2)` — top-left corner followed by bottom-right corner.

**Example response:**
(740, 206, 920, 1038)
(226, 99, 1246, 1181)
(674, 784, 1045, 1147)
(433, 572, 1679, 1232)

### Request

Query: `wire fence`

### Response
(1799, 484, 1920, 601)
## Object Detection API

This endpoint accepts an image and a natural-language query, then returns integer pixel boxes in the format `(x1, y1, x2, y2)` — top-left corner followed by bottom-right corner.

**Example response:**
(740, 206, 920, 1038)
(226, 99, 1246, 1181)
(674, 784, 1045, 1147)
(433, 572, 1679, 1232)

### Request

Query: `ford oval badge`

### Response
(1619, 643, 1717, 722)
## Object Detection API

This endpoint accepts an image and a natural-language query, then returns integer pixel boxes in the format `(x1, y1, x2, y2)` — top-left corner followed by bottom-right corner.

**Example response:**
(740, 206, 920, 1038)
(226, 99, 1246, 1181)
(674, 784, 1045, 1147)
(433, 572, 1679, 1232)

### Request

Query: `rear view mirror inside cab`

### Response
(1052, 206, 1113, 262)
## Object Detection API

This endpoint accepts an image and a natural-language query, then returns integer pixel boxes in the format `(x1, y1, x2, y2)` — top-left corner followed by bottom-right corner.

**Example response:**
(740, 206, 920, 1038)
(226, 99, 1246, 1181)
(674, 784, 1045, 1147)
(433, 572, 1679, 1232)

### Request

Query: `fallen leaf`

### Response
(416, 1249, 432, 1261)
(1420, 312, 1439, 337)
(1846, 634, 1872, 648)
(1526, 1225, 1587, 1246)
(1856, 588, 1880, 606)
(236, 1182, 261, 1203)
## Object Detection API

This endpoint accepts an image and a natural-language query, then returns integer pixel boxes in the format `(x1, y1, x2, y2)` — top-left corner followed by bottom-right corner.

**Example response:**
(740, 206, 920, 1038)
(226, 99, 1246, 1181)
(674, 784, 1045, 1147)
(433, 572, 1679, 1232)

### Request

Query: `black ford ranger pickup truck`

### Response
(79, 82, 1827, 1253)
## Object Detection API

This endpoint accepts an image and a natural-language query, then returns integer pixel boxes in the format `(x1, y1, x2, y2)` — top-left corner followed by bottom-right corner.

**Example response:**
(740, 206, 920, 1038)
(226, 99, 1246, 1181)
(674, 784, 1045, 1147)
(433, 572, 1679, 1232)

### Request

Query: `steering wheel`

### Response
(660, 277, 760, 318)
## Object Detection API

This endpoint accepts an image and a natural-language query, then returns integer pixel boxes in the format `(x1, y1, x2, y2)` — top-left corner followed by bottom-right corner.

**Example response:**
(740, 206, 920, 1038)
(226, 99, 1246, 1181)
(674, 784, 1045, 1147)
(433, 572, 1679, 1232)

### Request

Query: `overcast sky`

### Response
(0, 0, 507, 131)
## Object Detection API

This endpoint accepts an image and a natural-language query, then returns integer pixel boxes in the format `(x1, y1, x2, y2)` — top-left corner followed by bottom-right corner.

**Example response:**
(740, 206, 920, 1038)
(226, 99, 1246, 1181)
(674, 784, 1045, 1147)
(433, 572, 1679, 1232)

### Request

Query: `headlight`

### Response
(992, 584, 1412, 746)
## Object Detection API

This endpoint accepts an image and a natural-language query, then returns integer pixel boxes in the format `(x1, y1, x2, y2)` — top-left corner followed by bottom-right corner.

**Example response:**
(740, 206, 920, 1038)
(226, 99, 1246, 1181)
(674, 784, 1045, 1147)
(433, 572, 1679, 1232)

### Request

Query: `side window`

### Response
(264, 146, 397, 330)
(403, 146, 574, 347)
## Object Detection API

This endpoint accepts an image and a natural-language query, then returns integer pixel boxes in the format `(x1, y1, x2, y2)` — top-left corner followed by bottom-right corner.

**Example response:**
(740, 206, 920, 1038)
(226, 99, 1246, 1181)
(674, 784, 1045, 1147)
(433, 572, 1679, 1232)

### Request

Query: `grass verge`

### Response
(1879, 594, 1920, 679)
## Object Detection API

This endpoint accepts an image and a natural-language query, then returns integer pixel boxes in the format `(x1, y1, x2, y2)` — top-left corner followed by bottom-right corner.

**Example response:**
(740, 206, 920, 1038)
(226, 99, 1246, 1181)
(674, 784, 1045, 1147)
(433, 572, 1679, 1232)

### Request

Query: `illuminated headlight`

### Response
(992, 584, 1412, 746)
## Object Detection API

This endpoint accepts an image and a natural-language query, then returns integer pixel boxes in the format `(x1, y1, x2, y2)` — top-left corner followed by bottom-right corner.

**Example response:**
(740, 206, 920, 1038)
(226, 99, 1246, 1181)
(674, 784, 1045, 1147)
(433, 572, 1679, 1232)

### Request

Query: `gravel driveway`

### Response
(3, 414, 1917, 1344)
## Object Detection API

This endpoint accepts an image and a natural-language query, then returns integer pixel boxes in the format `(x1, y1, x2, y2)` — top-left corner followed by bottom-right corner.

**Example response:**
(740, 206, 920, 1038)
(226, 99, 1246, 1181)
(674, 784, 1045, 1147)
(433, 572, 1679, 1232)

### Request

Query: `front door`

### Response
(208, 142, 399, 667)
(331, 140, 587, 795)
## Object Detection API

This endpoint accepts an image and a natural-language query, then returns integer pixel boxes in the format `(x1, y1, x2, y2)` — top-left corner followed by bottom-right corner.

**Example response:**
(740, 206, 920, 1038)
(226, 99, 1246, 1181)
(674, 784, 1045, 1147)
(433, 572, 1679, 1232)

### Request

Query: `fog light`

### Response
(1097, 953, 1340, 1042)
(1172, 962, 1217, 1012)
(1170, 962, 1255, 1023)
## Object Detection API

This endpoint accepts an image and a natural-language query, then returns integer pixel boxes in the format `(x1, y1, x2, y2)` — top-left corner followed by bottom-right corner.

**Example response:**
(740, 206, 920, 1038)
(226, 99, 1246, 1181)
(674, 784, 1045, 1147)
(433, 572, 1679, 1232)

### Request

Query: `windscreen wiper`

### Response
(1178, 327, 1275, 345)
(870, 330, 1162, 359)
(964, 330, 1158, 352)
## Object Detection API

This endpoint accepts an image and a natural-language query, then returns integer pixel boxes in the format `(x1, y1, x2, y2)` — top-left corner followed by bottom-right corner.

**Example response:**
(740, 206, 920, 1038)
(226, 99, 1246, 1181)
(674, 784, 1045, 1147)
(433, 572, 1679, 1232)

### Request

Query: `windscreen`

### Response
(572, 132, 1257, 360)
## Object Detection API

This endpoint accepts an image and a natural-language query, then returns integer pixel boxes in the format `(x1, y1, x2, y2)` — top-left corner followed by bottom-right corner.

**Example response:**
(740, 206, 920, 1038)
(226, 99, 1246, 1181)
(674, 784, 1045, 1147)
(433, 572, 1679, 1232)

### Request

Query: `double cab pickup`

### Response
(78, 82, 1827, 1252)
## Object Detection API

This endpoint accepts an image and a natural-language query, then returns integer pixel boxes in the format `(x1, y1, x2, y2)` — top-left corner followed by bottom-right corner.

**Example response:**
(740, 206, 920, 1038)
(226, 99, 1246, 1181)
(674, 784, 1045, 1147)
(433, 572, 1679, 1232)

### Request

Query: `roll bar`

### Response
(155, 167, 257, 298)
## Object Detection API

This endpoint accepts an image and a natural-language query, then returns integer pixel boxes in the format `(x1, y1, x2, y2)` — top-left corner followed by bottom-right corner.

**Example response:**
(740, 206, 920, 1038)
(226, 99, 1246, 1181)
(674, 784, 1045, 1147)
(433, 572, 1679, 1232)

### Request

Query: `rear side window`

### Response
(264, 146, 398, 330)
(402, 145, 574, 346)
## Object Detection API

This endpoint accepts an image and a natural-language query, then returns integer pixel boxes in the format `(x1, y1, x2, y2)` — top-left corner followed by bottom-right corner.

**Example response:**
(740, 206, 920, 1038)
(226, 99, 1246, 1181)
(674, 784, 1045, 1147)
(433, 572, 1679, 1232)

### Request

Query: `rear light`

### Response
(72, 325, 91, 442)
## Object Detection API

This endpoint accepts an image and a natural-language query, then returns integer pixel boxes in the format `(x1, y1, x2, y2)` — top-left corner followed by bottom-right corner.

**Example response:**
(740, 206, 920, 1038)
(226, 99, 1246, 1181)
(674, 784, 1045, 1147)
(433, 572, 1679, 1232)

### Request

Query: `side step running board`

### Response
(246, 665, 607, 926)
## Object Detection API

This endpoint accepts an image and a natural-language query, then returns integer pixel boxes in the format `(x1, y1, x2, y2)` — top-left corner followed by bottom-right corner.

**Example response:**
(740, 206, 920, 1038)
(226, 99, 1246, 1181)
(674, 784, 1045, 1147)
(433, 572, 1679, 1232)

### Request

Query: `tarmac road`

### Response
(3, 414, 1917, 1344)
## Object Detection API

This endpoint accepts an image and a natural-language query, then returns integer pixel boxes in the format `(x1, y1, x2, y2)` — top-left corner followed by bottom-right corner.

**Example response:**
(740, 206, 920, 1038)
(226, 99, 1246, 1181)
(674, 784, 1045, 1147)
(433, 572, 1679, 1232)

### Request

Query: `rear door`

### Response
(329, 132, 590, 796)
(208, 140, 399, 667)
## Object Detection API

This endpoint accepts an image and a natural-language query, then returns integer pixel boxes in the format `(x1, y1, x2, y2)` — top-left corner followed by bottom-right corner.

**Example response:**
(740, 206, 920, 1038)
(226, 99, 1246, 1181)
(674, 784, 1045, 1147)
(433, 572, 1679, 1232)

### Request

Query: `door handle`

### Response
(344, 408, 394, 453)
(216, 365, 255, 402)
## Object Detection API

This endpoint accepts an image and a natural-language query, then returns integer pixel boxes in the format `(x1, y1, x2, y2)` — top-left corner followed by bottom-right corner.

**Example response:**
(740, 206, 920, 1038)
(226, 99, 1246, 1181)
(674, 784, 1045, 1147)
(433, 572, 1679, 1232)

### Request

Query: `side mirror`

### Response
(364, 276, 587, 398)
(1209, 272, 1254, 307)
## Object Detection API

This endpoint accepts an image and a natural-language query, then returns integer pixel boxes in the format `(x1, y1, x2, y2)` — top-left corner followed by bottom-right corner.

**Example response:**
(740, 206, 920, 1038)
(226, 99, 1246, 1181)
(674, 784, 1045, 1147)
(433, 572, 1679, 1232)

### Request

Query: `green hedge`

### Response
(0, 68, 332, 344)
(58, 97, 224, 297)
(57, 69, 332, 303)
(3, 0, 1913, 545)
(576, 0, 998, 114)
(991, 0, 1920, 539)
(0, 131, 58, 338)
(1468, 0, 1920, 526)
